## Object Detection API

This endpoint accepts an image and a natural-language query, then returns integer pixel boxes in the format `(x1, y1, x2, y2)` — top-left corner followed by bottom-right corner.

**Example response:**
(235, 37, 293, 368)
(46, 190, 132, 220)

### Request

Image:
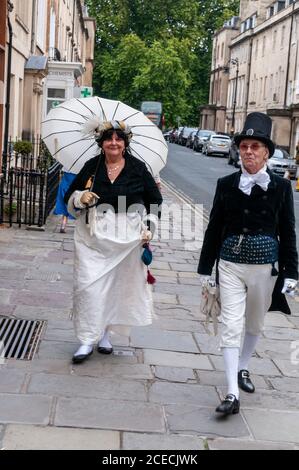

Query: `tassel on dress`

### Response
(147, 268, 156, 285)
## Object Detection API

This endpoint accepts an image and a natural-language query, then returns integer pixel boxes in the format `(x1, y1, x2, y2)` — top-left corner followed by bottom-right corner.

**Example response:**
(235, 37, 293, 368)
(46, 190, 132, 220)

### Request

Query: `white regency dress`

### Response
(68, 191, 153, 345)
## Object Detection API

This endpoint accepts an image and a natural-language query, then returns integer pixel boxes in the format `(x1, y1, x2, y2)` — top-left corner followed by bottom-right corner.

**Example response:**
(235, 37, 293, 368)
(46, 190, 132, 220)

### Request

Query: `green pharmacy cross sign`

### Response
(80, 87, 93, 98)
(51, 100, 61, 108)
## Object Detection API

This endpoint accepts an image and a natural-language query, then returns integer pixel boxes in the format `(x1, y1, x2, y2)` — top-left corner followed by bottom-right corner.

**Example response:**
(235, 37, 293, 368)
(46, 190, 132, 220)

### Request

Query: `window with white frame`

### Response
(36, 0, 46, 50)
(277, 1, 286, 13)
(49, 8, 56, 59)
(47, 88, 66, 115)
(267, 5, 275, 18)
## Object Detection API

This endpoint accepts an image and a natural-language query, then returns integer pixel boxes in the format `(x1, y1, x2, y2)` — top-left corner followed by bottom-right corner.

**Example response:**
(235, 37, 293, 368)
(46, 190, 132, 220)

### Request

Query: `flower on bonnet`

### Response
(81, 117, 133, 142)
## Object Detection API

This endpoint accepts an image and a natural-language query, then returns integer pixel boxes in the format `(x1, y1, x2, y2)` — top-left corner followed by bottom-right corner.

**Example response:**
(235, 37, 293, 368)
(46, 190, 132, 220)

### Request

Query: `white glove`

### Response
(199, 275, 211, 287)
(281, 278, 297, 297)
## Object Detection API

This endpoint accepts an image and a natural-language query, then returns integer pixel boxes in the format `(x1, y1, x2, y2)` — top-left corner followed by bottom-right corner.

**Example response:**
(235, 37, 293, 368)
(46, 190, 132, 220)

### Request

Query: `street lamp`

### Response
(230, 58, 239, 136)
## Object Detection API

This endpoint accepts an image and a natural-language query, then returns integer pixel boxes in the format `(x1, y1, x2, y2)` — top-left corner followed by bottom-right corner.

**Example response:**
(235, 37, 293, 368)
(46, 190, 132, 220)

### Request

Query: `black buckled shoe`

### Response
(238, 369, 255, 393)
(97, 346, 113, 355)
(72, 345, 93, 364)
(215, 394, 240, 415)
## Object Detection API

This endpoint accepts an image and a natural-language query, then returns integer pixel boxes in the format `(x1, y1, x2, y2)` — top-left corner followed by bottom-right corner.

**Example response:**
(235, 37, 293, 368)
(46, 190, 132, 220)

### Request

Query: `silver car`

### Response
(203, 134, 231, 157)
(193, 129, 214, 152)
(268, 148, 297, 179)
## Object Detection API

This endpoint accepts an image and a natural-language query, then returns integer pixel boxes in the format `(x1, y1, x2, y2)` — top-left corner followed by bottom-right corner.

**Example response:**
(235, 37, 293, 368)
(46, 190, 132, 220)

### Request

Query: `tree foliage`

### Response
(86, 0, 239, 126)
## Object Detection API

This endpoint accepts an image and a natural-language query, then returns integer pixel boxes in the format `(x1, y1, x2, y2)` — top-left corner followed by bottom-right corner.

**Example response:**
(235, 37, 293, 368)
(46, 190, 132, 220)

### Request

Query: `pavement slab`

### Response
(264, 312, 294, 328)
(210, 355, 281, 376)
(14, 290, 72, 309)
(72, 363, 153, 380)
(271, 359, 299, 378)
(2, 358, 72, 376)
(165, 404, 250, 438)
(0, 369, 26, 393)
(255, 337, 295, 360)
(0, 393, 52, 425)
(268, 376, 299, 393)
(149, 382, 219, 406)
(219, 388, 299, 411)
(2, 424, 120, 450)
(143, 349, 213, 370)
(194, 332, 222, 355)
(130, 327, 199, 353)
(55, 397, 165, 433)
(197, 370, 269, 389)
(27, 372, 147, 401)
(122, 432, 205, 450)
(263, 326, 299, 341)
(207, 437, 296, 450)
(243, 409, 299, 444)
(154, 366, 195, 383)
(151, 317, 206, 333)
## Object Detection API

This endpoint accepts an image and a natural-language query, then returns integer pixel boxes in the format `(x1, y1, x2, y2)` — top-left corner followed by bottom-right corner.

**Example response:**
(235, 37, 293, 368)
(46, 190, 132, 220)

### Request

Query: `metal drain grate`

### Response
(0, 316, 46, 360)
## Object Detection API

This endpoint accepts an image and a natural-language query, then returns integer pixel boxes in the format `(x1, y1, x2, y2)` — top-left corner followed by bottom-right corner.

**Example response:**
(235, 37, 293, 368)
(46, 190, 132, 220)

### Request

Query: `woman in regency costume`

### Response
(64, 120, 163, 364)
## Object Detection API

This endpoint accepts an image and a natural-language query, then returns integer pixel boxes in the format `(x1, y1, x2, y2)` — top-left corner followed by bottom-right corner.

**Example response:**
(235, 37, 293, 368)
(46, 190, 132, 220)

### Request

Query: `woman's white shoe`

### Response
(72, 344, 93, 364)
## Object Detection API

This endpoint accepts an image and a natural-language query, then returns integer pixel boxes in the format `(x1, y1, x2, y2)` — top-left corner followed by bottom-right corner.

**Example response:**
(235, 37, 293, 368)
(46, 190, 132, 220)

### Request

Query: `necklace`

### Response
(107, 164, 120, 175)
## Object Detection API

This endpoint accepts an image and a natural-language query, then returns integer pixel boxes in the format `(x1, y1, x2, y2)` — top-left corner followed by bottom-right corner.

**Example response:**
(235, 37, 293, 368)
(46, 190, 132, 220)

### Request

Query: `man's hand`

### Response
(80, 191, 99, 206)
(199, 275, 211, 287)
(281, 278, 297, 297)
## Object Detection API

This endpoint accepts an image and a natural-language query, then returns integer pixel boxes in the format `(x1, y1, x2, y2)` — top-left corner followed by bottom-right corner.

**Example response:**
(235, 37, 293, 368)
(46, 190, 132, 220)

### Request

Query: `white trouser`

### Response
(218, 259, 277, 348)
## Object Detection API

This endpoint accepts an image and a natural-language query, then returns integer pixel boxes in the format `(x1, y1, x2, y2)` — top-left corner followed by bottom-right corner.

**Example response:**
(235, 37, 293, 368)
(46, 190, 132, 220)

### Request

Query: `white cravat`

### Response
(239, 164, 270, 195)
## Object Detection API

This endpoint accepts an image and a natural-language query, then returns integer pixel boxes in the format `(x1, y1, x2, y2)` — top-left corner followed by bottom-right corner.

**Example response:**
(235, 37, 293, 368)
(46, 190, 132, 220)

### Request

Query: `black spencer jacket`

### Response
(197, 169, 298, 314)
(64, 152, 163, 223)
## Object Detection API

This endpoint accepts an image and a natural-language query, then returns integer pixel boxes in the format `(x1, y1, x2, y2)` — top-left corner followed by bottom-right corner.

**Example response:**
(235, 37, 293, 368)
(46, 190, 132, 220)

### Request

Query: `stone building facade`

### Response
(202, 0, 299, 156)
(0, 1, 7, 161)
(0, 0, 95, 156)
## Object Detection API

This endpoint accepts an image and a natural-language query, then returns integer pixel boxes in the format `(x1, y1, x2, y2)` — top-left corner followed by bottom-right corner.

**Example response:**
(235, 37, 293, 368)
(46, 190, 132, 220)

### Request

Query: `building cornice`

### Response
(231, 2, 299, 46)
(267, 108, 292, 117)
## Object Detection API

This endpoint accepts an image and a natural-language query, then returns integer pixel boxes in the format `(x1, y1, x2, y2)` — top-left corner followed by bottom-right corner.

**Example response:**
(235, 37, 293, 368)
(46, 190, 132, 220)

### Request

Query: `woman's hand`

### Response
(80, 191, 99, 206)
(141, 229, 152, 242)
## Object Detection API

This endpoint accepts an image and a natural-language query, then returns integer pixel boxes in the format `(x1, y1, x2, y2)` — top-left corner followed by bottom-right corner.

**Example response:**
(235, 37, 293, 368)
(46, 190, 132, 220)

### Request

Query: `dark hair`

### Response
(96, 129, 130, 148)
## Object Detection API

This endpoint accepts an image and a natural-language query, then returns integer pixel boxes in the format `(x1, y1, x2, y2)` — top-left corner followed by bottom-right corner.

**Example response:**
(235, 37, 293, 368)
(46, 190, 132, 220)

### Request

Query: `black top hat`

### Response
(234, 112, 275, 156)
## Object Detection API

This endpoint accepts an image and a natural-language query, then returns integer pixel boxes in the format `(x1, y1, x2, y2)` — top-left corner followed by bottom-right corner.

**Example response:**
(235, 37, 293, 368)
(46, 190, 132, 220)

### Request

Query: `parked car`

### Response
(267, 148, 297, 179)
(202, 134, 231, 157)
(178, 127, 198, 146)
(193, 129, 214, 152)
(168, 128, 177, 143)
(228, 141, 240, 167)
(163, 130, 171, 141)
(174, 126, 183, 143)
(186, 130, 197, 148)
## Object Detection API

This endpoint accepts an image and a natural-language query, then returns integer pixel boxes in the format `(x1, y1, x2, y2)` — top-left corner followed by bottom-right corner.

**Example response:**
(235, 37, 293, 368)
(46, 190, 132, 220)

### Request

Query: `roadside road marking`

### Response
(161, 179, 209, 225)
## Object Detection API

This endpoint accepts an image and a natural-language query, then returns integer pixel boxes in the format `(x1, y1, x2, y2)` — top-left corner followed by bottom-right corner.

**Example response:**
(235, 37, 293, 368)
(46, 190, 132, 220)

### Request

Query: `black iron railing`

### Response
(0, 138, 61, 227)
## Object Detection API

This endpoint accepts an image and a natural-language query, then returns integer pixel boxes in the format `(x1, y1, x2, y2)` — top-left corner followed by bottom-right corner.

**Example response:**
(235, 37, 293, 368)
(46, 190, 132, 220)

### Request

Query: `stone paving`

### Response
(0, 184, 299, 450)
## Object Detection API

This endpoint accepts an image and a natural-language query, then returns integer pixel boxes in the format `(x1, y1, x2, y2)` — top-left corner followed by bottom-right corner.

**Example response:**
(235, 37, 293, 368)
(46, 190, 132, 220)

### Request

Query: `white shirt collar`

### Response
(239, 164, 270, 195)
